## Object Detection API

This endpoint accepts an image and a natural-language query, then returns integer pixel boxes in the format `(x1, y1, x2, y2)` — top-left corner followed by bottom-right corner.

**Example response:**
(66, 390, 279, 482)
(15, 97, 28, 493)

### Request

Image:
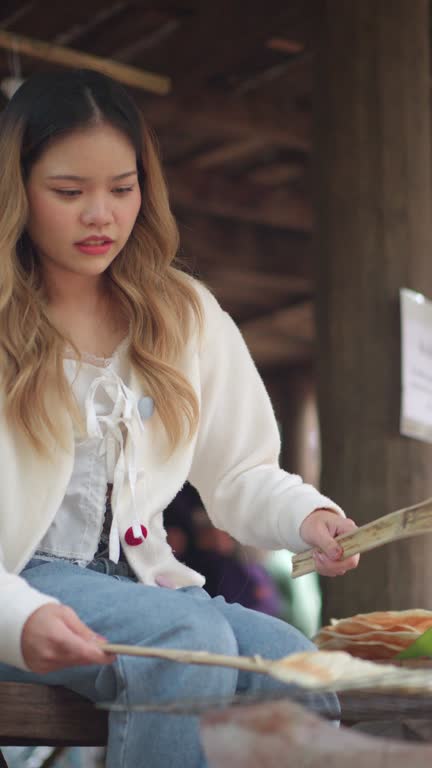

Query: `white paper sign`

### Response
(400, 288, 432, 443)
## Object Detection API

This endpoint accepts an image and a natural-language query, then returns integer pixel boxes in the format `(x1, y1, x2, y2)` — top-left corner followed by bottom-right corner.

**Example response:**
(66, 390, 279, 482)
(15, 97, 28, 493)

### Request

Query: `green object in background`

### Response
(396, 627, 432, 659)
(264, 549, 322, 639)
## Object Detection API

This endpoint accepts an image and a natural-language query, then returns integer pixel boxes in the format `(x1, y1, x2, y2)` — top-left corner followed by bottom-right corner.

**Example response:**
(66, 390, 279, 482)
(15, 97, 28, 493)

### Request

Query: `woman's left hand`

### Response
(299, 508, 360, 577)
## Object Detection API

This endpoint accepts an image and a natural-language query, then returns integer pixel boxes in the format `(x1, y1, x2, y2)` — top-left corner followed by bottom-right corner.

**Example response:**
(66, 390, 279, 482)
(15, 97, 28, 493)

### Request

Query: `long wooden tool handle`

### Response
(291, 497, 432, 579)
(102, 643, 268, 675)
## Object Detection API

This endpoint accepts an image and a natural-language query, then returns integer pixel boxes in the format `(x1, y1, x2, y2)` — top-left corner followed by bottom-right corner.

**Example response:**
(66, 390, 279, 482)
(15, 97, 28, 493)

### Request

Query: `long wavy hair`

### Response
(0, 69, 203, 460)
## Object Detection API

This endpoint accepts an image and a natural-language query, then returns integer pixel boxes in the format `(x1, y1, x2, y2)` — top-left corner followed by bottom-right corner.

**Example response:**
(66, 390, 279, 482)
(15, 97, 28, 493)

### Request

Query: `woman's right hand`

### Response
(21, 603, 116, 673)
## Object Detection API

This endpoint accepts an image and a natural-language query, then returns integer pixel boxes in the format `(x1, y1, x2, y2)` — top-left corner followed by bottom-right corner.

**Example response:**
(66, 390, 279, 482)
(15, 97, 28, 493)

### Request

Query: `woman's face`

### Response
(25, 122, 142, 290)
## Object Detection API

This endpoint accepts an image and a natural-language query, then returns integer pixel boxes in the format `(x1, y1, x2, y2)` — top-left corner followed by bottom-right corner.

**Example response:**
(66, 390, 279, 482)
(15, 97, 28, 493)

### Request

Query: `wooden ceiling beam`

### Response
(248, 162, 304, 185)
(191, 138, 271, 171)
(0, 0, 113, 40)
(176, 210, 313, 280)
(0, 29, 170, 95)
(53, 1, 131, 46)
(167, 168, 311, 231)
(240, 301, 314, 366)
(267, 37, 305, 54)
(241, 301, 314, 342)
(135, 0, 311, 92)
(201, 267, 311, 324)
(203, 267, 311, 298)
(142, 92, 311, 150)
(111, 18, 181, 63)
(0, 2, 35, 29)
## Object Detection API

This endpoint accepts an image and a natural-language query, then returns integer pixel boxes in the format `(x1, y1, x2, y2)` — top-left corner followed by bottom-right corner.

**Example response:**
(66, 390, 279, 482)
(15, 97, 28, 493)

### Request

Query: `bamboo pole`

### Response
(0, 29, 171, 95)
(101, 643, 432, 692)
(103, 643, 268, 674)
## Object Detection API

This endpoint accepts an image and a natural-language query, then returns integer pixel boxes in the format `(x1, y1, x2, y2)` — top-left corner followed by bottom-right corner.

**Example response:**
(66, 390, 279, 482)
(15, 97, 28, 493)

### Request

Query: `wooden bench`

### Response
(2, 677, 431, 767)
(0, 682, 108, 767)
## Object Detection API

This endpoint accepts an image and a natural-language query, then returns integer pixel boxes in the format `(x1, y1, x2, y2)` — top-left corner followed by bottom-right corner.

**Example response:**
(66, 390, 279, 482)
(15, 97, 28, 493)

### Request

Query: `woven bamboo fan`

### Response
(292, 497, 432, 578)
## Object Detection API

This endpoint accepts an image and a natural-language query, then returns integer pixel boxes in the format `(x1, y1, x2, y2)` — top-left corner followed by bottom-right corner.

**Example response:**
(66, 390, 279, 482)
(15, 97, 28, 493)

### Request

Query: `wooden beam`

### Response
(240, 301, 314, 366)
(192, 138, 270, 171)
(241, 302, 314, 342)
(52, 6, 184, 63)
(0, 29, 170, 95)
(167, 168, 311, 230)
(233, 58, 306, 97)
(132, 0, 312, 145)
(0, 0, 111, 41)
(142, 92, 311, 150)
(267, 37, 305, 54)
(53, 2, 130, 46)
(248, 162, 304, 185)
(202, 267, 311, 322)
(204, 267, 311, 301)
(176, 210, 313, 279)
(0, 2, 35, 29)
(112, 19, 181, 63)
(137, 0, 311, 94)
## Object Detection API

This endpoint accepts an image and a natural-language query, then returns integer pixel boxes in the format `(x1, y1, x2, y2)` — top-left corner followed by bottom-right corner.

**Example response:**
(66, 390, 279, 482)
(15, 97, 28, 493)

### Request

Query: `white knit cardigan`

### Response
(0, 282, 343, 670)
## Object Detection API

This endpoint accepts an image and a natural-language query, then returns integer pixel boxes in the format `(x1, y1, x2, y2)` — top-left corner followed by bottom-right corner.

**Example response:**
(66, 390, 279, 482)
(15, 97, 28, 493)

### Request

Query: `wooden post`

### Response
(265, 366, 319, 485)
(315, 0, 432, 620)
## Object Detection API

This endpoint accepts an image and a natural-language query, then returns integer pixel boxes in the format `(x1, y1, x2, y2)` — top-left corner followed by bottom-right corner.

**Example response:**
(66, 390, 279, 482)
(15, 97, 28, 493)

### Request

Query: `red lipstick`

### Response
(75, 236, 114, 256)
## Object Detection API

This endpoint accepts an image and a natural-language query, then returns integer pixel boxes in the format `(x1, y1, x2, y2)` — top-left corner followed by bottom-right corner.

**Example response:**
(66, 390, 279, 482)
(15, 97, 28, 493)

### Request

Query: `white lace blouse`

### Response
(35, 334, 152, 566)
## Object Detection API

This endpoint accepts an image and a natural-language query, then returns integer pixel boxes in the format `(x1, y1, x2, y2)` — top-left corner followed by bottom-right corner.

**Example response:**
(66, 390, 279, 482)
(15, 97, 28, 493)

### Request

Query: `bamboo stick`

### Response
(292, 497, 432, 579)
(0, 30, 171, 95)
(103, 643, 268, 675)
(101, 643, 432, 693)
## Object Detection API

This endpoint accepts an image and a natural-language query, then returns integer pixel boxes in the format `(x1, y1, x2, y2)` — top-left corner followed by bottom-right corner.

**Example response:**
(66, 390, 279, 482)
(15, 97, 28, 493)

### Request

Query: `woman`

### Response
(0, 69, 359, 767)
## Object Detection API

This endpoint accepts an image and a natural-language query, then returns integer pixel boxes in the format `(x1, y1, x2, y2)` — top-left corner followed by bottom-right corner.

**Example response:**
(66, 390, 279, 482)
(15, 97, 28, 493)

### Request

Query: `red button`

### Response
(124, 525, 148, 546)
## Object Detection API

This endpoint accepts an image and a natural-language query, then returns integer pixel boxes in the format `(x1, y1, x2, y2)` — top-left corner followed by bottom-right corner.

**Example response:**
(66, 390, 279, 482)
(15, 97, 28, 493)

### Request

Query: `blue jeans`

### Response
(0, 558, 339, 768)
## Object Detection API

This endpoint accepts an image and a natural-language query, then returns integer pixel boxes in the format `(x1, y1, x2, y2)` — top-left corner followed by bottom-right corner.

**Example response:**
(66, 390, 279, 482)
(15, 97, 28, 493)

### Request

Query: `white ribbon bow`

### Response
(84, 370, 145, 563)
